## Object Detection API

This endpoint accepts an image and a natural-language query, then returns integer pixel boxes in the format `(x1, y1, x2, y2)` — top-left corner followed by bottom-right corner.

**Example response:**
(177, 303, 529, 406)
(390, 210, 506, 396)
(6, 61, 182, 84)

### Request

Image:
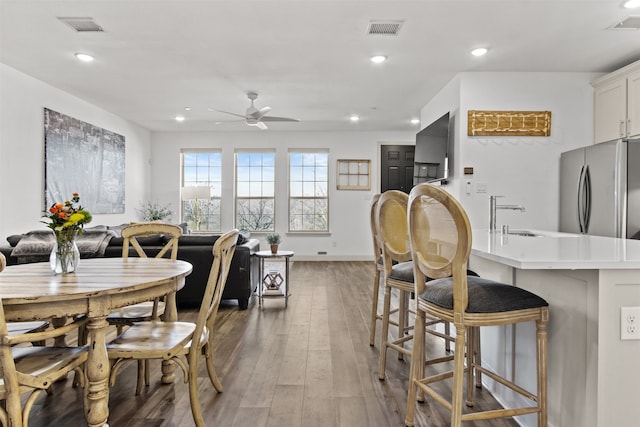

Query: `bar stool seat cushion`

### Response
(388, 261, 414, 282)
(419, 275, 549, 313)
(390, 261, 480, 284)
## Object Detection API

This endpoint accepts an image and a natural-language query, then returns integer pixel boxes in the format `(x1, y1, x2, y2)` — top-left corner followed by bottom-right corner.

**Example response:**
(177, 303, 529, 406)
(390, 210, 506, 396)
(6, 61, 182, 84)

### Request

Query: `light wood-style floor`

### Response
(23, 261, 519, 426)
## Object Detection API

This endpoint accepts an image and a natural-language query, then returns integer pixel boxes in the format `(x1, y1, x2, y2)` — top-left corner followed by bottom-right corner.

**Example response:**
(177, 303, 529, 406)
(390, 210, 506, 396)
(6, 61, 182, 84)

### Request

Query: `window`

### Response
(235, 151, 275, 231)
(289, 151, 329, 232)
(181, 151, 222, 232)
(336, 159, 371, 190)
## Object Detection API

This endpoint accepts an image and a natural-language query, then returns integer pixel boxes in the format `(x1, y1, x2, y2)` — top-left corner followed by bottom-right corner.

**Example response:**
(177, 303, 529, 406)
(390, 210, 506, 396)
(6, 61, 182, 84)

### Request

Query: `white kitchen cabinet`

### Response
(593, 61, 640, 143)
(593, 77, 627, 143)
(626, 69, 640, 137)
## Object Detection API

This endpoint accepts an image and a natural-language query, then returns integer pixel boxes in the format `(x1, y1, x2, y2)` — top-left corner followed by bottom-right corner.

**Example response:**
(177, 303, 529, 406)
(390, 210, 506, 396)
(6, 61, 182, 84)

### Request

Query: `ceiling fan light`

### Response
(74, 52, 94, 62)
(471, 48, 488, 57)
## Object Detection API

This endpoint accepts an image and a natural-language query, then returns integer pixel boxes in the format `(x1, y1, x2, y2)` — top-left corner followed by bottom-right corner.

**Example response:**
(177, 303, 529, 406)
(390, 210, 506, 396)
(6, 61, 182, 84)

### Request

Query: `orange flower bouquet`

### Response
(42, 193, 92, 274)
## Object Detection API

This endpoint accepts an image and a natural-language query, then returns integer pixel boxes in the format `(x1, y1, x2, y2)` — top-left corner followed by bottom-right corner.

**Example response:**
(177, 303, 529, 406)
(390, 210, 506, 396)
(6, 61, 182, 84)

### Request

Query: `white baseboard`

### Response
(286, 255, 372, 262)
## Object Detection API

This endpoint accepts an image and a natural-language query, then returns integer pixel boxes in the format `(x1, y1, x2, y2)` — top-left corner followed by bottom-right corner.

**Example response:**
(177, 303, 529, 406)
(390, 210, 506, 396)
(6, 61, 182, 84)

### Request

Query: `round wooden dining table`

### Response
(0, 257, 192, 427)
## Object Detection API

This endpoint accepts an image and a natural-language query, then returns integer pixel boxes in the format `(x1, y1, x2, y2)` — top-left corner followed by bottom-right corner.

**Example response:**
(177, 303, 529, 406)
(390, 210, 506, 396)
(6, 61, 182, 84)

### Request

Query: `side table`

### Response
(255, 250, 294, 307)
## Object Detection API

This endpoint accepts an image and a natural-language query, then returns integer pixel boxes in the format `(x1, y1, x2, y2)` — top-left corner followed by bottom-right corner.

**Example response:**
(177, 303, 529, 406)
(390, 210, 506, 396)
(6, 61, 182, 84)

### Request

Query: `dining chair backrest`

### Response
(121, 223, 183, 260)
(0, 298, 21, 422)
(376, 190, 412, 271)
(0, 297, 88, 426)
(369, 194, 382, 262)
(407, 183, 472, 314)
(192, 229, 239, 353)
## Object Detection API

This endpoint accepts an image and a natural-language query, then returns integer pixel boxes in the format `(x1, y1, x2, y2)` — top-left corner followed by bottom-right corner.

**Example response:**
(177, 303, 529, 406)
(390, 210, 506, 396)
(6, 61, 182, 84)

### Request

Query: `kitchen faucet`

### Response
(489, 195, 525, 232)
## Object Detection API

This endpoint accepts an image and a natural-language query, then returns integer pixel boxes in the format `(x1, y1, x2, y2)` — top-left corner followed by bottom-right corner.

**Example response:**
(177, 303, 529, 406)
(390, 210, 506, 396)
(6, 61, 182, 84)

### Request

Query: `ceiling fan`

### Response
(212, 92, 299, 130)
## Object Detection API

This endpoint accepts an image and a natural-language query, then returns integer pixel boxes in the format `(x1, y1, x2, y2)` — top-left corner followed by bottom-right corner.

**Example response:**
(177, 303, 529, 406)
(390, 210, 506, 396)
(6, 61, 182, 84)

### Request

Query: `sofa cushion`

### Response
(107, 224, 129, 237)
(6, 234, 24, 247)
(10, 230, 53, 257)
(108, 234, 165, 247)
(133, 235, 165, 246)
(177, 235, 219, 246)
(85, 225, 109, 232)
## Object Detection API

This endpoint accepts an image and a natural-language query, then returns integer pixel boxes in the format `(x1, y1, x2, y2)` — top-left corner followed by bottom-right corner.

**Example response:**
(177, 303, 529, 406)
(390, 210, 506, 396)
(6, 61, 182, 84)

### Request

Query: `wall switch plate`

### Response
(621, 307, 640, 340)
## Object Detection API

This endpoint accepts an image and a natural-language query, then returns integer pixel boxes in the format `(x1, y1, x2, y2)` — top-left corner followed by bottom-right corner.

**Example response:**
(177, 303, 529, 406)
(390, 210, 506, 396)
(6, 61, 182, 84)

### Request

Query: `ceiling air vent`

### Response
(609, 16, 640, 30)
(57, 17, 104, 32)
(367, 20, 404, 36)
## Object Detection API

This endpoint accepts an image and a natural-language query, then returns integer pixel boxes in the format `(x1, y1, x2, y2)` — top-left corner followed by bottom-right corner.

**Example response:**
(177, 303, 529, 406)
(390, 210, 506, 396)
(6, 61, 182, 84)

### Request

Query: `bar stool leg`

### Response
(369, 268, 381, 346)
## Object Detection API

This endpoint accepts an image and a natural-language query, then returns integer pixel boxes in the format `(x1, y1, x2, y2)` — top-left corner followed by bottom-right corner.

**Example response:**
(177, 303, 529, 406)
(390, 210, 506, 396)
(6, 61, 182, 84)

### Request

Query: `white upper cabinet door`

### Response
(593, 77, 627, 144)
(626, 70, 640, 139)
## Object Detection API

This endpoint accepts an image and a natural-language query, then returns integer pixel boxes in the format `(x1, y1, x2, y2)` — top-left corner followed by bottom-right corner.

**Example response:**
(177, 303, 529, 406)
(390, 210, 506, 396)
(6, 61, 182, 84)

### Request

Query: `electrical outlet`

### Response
(621, 307, 640, 340)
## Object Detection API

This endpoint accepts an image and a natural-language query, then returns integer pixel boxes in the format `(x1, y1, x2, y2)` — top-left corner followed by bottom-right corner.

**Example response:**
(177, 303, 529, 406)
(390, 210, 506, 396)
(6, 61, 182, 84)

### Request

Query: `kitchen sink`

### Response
(507, 230, 543, 237)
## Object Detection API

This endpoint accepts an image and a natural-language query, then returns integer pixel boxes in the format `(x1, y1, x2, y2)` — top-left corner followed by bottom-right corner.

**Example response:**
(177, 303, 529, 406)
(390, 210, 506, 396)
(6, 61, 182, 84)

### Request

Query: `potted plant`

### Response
(266, 232, 281, 254)
(137, 201, 173, 222)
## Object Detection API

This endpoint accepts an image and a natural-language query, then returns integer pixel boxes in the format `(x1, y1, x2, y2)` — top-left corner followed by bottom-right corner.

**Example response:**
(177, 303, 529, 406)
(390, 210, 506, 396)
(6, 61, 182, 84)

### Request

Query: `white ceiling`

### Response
(1, 0, 640, 132)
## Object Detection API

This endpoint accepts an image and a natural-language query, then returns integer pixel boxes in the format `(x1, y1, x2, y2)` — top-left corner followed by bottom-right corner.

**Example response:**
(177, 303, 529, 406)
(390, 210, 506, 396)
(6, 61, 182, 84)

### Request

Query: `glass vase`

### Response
(50, 229, 80, 274)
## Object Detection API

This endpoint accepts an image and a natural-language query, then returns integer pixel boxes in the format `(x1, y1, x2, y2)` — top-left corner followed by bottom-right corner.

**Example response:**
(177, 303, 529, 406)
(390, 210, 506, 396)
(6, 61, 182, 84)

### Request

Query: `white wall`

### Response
(150, 130, 414, 259)
(0, 64, 152, 239)
(420, 72, 601, 232)
(0, 66, 603, 257)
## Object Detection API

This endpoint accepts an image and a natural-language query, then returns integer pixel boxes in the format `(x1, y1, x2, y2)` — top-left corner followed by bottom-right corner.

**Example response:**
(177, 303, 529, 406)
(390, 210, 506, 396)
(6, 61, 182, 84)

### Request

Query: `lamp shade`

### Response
(181, 186, 211, 201)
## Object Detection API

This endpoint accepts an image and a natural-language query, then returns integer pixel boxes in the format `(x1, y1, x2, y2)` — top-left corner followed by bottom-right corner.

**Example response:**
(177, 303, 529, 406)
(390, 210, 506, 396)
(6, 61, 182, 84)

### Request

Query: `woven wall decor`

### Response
(467, 110, 551, 136)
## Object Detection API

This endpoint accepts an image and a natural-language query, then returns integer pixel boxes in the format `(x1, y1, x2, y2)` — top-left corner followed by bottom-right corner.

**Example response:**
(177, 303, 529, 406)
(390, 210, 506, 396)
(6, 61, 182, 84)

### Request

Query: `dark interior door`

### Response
(381, 145, 415, 193)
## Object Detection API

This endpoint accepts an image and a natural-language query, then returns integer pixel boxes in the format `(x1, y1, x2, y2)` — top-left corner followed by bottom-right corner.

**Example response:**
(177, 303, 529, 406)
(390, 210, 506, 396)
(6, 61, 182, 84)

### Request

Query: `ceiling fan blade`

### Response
(247, 106, 271, 119)
(260, 116, 300, 122)
(256, 106, 272, 119)
(256, 121, 268, 130)
(210, 109, 247, 119)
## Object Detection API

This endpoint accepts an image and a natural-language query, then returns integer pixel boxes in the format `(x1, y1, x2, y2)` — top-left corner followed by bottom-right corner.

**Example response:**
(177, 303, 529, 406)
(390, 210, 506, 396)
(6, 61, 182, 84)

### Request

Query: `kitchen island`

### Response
(470, 229, 640, 427)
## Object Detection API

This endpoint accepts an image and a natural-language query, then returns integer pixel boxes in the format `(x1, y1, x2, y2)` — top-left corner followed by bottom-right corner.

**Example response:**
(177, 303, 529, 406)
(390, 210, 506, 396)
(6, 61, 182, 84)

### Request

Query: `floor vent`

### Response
(609, 16, 640, 30)
(367, 20, 403, 36)
(57, 17, 104, 32)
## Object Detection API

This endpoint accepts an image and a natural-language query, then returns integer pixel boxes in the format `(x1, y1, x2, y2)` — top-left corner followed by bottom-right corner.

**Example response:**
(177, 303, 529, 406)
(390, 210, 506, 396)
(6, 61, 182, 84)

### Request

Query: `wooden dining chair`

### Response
(107, 229, 239, 427)
(0, 298, 88, 427)
(404, 183, 549, 427)
(0, 253, 50, 346)
(105, 222, 183, 394)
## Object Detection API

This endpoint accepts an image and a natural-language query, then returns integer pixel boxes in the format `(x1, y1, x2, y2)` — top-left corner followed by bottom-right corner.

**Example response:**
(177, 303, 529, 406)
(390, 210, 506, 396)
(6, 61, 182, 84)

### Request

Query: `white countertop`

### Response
(471, 229, 640, 270)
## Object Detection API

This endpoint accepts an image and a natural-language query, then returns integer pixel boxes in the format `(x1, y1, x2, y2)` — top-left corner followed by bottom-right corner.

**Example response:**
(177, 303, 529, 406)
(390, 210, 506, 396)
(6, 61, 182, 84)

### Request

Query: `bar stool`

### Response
(404, 183, 549, 427)
(369, 193, 400, 346)
(376, 190, 454, 380)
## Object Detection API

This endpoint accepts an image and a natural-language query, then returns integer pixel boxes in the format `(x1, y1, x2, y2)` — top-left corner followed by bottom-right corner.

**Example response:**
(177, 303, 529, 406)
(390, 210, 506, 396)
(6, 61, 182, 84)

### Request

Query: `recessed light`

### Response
(350, 115, 360, 122)
(370, 55, 387, 64)
(411, 118, 420, 125)
(175, 115, 185, 122)
(471, 48, 488, 57)
(74, 53, 94, 62)
(184, 107, 191, 111)
(624, 0, 640, 8)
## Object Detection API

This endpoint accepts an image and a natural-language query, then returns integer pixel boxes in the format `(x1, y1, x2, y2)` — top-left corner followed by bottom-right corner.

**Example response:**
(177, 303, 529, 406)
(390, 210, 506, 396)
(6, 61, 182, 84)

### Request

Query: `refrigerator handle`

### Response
(578, 165, 586, 233)
(584, 165, 592, 233)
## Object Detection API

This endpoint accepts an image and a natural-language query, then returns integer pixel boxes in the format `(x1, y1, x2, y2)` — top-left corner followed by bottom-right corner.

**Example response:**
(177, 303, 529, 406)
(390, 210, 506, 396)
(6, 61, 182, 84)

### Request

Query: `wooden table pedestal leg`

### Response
(161, 292, 177, 384)
(84, 316, 110, 427)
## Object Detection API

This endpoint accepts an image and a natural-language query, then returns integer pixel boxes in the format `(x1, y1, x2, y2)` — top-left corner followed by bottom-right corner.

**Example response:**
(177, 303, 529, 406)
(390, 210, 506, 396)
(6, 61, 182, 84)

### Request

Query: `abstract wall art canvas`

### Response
(44, 108, 126, 214)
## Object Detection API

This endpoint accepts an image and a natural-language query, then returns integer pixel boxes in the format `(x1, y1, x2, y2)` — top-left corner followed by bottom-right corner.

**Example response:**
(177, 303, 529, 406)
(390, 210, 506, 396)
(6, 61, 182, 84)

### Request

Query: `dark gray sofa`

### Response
(0, 228, 260, 310)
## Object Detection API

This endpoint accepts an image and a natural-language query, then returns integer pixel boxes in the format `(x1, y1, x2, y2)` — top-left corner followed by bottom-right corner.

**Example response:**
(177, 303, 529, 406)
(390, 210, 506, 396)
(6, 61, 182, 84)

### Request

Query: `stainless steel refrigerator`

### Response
(559, 139, 640, 238)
